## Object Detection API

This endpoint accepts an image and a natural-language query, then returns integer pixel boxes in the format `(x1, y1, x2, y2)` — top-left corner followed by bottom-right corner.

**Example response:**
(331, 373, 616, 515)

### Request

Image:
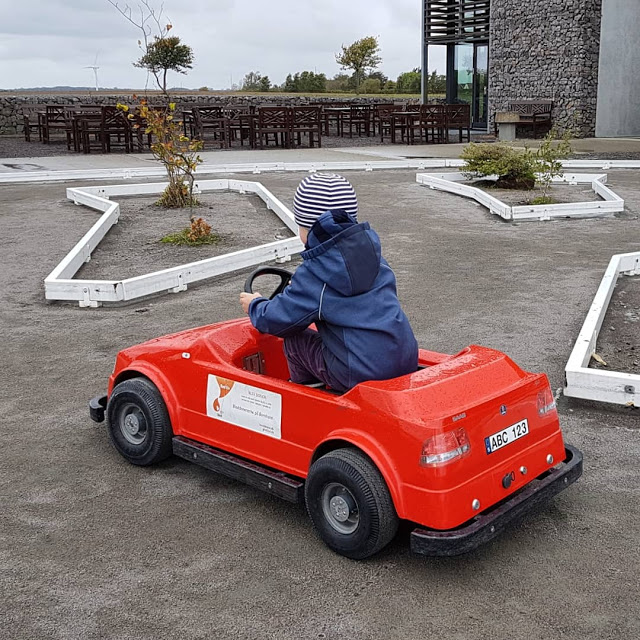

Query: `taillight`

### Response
(537, 388, 556, 416)
(420, 428, 471, 466)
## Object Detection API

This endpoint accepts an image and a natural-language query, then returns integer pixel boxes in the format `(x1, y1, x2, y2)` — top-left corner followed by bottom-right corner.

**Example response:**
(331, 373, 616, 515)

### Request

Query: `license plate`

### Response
(485, 419, 529, 454)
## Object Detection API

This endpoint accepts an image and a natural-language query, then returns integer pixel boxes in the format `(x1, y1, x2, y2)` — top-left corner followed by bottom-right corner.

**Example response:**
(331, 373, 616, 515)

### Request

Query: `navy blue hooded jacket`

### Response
(248, 211, 419, 390)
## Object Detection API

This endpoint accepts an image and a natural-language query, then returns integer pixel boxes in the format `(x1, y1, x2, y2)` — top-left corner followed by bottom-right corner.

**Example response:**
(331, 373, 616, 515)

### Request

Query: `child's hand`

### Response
(240, 292, 262, 314)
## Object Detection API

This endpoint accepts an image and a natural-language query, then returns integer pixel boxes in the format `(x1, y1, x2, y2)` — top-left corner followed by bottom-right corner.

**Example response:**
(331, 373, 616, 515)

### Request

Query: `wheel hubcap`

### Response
(321, 483, 359, 534)
(119, 403, 148, 445)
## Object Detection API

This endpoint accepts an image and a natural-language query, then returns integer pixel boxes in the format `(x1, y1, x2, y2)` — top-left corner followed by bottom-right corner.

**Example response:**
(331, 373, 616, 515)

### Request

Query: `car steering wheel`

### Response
(244, 266, 293, 300)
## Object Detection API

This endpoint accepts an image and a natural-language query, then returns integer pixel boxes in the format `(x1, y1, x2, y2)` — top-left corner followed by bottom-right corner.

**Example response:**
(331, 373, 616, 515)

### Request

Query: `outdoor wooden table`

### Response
(323, 107, 349, 137)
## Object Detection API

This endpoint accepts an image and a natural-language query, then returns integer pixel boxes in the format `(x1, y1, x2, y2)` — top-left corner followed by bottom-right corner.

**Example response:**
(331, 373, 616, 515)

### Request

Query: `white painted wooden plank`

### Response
(564, 251, 640, 405)
(66, 188, 113, 211)
(47, 202, 119, 280)
(4, 159, 640, 185)
(120, 237, 304, 300)
(550, 173, 605, 184)
(592, 179, 624, 202)
(618, 252, 640, 274)
(564, 368, 639, 405)
(44, 279, 123, 303)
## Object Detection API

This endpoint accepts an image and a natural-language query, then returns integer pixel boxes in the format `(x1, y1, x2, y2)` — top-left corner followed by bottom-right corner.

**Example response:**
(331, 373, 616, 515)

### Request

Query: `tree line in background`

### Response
(237, 68, 445, 95)
(231, 37, 446, 95)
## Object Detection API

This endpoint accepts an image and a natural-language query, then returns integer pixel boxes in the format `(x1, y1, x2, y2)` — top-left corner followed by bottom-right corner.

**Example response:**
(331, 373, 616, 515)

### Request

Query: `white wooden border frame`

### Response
(564, 252, 640, 406)
(415, 172, 625, 221)
(3, 158, 640, 185)
(44, 179, 304, 307)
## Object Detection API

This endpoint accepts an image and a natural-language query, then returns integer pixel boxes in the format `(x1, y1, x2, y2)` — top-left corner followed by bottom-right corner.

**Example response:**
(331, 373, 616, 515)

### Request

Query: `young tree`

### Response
(259, 76, 271, 92)
(284, 73, 297, 92)
(335, 36, 382, 93)
(241, 71, 263, 91)
(108, 0, 204, 214)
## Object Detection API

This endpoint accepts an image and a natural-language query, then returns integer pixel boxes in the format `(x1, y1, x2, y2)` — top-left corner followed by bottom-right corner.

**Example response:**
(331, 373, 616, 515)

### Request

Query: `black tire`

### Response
(106, 377, 173, 466)
(305, 448, 399, 559)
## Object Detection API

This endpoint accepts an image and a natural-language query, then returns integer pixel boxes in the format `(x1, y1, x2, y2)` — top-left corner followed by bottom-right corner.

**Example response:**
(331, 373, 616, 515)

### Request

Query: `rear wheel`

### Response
(305, 448, 399, 559)
(106, 378, 173, 466)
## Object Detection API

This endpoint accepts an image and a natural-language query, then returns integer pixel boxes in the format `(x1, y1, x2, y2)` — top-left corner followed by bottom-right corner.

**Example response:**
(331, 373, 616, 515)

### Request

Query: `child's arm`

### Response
(246, 269, 321, 337)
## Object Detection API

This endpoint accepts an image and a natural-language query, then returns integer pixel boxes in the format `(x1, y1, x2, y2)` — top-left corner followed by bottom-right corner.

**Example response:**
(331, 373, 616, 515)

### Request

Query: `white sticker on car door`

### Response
(206, 375, 282, 439)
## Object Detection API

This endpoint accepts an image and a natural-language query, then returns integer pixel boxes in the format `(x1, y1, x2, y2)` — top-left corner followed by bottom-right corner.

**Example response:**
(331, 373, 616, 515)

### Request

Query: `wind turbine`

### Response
(85, 52, 100, 91)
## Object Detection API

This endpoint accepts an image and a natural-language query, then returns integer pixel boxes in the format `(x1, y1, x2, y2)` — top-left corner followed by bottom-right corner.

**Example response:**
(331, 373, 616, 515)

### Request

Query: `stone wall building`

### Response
(422, 0, 640, 137)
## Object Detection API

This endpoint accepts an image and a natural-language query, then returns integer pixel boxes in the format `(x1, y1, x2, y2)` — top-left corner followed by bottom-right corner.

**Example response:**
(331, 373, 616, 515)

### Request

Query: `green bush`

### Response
(360, 78, 381, 94)
(461, 142, 538, 189)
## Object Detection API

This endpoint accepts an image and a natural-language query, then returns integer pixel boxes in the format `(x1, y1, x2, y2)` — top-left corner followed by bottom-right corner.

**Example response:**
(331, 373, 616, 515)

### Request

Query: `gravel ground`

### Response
(471, 181, 601, 206)
(590, 275, 640, 373)
(1, 169, 639, 640)
(76, 192, 293, 281)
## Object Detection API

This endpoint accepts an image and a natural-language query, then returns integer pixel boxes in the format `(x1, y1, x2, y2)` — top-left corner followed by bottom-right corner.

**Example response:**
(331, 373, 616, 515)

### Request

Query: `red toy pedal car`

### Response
(90, 267, 582, 559)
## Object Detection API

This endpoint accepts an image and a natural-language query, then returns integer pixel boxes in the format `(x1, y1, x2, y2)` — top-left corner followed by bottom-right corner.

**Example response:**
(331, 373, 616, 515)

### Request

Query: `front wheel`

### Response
(106, 377, 173, 466)
(305, 448, 399, 559)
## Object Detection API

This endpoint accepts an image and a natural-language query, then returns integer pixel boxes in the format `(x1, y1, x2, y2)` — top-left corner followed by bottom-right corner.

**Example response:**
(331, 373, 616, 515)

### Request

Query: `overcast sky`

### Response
(0, 0, 446, 90)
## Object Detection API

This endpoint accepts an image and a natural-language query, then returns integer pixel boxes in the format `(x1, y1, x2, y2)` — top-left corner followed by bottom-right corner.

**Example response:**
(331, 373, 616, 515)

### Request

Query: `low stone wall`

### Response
(0, 93, 418, 136)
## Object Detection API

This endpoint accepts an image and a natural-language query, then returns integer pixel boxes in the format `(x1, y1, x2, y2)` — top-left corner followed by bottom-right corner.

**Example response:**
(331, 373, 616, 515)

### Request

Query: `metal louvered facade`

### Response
(424, 0, 491, 45)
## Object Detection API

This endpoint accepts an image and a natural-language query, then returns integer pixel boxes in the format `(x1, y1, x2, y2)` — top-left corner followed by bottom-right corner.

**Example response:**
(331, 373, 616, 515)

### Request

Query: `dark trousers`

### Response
(283, 329, 346, 392)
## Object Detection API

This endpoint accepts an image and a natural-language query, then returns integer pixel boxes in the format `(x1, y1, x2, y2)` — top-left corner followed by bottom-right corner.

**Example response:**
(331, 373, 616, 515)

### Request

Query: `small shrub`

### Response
(161, 217, 219, 246)
(461, 142, 538, 189)
(535, 129, 573, 199)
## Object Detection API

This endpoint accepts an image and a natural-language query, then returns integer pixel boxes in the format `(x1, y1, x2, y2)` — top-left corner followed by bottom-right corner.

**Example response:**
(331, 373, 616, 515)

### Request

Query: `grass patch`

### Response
(530, 195, 557, 205)
(161, 228, 221, 246)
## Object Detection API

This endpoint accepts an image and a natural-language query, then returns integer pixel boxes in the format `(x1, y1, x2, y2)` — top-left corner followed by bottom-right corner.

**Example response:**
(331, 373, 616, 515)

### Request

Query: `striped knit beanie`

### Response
(293, 173, 358, 229)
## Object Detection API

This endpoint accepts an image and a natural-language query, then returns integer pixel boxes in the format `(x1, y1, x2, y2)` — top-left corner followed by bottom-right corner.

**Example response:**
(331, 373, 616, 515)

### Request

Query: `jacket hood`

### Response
(302, 210, 381, 296)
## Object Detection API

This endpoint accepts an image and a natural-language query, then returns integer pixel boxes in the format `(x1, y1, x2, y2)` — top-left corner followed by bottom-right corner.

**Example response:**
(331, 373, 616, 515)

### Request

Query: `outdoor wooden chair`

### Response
(371, 103, 395, 136)
(377, 105, 405, 141)
(444, 104, 471, 143)
(223, 104, 253, 147)
(77, 112, 107, 153)
(41, 105, 68, 144)
(21, 106, 44, 142)
(420, 104, 447, 144)
(101, 106, 131, 153)
(322, 103, 350, 136)
(255, 106, 292, 149)
(127, 112, 153, 152)
(291, 106, 322, 148)
(192, 106, 229, 149)
(344, 104, 372, 138)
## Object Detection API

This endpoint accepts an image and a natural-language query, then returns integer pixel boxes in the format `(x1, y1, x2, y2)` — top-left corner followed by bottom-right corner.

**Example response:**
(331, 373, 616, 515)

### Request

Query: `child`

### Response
(240, 173, 418, 392)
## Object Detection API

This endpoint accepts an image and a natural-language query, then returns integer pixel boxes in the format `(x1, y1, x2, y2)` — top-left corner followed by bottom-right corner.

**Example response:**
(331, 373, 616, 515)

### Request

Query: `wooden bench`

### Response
(494, 100, 553, 139)
(511, 100, 553, 138)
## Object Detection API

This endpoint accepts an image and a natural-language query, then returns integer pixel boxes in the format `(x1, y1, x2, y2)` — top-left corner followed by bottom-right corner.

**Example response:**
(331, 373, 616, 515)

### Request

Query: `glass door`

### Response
(447, 41, 489, 130)
(473, 44, 488, 129)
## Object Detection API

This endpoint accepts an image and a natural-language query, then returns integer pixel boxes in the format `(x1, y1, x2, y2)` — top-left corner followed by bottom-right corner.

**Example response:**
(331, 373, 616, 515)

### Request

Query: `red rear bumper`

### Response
(410, 444, 583, 556)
